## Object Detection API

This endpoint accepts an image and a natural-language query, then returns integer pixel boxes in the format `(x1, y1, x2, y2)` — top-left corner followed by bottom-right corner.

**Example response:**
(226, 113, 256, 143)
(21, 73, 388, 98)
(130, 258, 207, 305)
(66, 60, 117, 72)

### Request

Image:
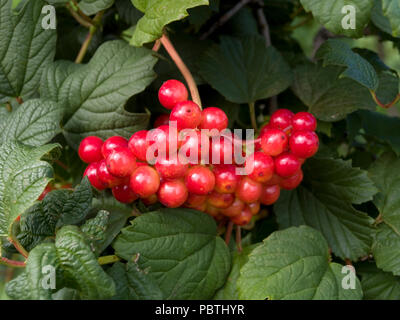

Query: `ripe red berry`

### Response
(235, 177, 262, 203)
(78, 136, 104, 163)
(158, 179, 188, 208)
(106, 147, 137, 177)
(179, 130, 207, 164)
(192, 201, 207, 212)
(292, 112, 317, 132)
(205, 205, 221, 218)
(130, 166, 160, 198)
(158, 80, 189, 110)
(185, 165, 215, 195)
(220, 198, 245, 217)
(154, 114, 170, 127)
(213, 164, 239, 194)
(264, 173, 282, 186)
(129, 130, 150, 162)
(245, 152, 274, 183)
(248, 202, 260, 215)
(269, 109, 294, 131)
(289, 131, 319, 159)
(148, 125, 180, 157)
(169, 101, 202, 130)
(280, 169, 303, 190)
(199, 107, 228, 132)
(274, 153, 301, 178)
(207, 191, 234, 209)
(155, 156, 189, 180)
(142, 194, 158, 206)
(260, 128, 288, 156)
(112, 182, 138, 204)
(102, 136, 128, 159)
(98, 159, 123, 187)
(260, 184, 280, 205)
(83, 162, 107, 190)
(231, 206, 252, 226)
(185, 193, 207, 208)
(209, 134, 235, 165)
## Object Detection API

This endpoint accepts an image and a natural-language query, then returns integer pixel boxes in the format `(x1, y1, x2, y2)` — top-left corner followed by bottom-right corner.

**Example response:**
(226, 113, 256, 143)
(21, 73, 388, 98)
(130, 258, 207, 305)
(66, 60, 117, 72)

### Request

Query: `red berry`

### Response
(245, 152, 274, 183)
(155, 156, 189, 180)
(200, 107, 228, 133)
(209, 134, 235, 165)
(112, 183, 138, 204)
(98, 159, 123, 187)
(280, 169, 303, 190)
(207, 191, 235, 209)
(179, 130, 209, 164)
(274, 153, 301, 178)
(83, 162, 107, 190)
(292, 112, 317, 132)
(289, 131, 319, 159)
(231, 206, 252, 226)
(260, 185, 280, 205)
(265, 173, 282, 186)
(205, 205, 221, 218)
(169, 101, 202, 130)
(130, 166, 160, 198)
(78, 136, 104, 163)
(158, 179, 188, 208)
(220, 198, 245, 217)
(148, 125, 180, 157)
(213, 164, 239, 194)
(185, 165, 215, 195)
(106, 147, 137, 177)
(102, 136, 128, 159)
(192, 201, 207, 212)
(154, 114, 170, 127)
(248, 202, 260, 215)
(158, 80, 189, 110)
(235, 177, 262, 203)
(260, 128, 288, 156)
(142, 194, 158, 206)
(129, 130, 150, 162)
(269, 109, 294, 131)
(185, 193, 207, 208)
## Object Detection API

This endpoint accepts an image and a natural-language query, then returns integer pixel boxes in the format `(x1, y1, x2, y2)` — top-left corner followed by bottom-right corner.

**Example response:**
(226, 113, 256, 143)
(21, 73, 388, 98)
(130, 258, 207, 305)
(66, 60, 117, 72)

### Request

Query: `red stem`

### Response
(225, 221, 234, 245)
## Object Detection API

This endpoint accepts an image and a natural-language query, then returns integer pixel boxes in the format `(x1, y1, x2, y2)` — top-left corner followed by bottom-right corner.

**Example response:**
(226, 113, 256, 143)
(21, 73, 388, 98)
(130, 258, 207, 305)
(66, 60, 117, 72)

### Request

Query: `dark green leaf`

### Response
(113, 208, 231, 299)
(198, 36, 293, 104)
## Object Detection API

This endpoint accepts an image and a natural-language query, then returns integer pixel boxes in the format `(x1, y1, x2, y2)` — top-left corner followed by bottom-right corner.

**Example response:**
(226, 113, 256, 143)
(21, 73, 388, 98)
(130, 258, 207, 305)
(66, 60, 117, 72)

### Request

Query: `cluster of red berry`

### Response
(78, 80, 319, 226)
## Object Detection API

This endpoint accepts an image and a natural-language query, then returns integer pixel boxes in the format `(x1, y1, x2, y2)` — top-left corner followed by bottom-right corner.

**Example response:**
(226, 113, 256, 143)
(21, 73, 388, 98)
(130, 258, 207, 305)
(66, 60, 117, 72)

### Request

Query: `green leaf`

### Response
(0, 142, 58, 236)
(359, 262, 400, 299)
(237, 226, 363, 300)
(0, 99, 62, 147)
(198, 36, 293, 104)
(17, 178, 92, 251)
(113, 208, 231, 299)
(213, 245, 258, 300)
(90, 196, 132, 254)
(80, 210, 109, 255)
(107, 261, 163, 299)
(316, 39, 379, 90)
(55, 225, 116, 299)
(0, 0, 56, 102)
(347, 110, 400, 155)
(115, 0, 143, 25)
(372, 223, 400, 276)
(300, 0, 373, 37)
(291, 62, 376, 121)
(43, 40, 156, 149)
(130, 0, 209, 46)
(274, 157, 377, 260)
(78, 0, 114, 15)
(369, 152, 400, 233)
(371, 0, 394, 35)
(382, 0, 400, 37)
(6, 243, 60, 300)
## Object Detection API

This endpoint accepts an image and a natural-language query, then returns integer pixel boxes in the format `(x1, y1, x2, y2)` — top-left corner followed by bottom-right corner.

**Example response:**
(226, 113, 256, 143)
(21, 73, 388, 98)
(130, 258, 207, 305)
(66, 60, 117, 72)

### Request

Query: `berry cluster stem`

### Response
(225, 221, 234, 245)
(0, 256, 25, 268)
(160, 34, 202, 109)
(249, 102, 259, 132)
(236, 226, 242, 252)
(75, 11, 104, 64)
